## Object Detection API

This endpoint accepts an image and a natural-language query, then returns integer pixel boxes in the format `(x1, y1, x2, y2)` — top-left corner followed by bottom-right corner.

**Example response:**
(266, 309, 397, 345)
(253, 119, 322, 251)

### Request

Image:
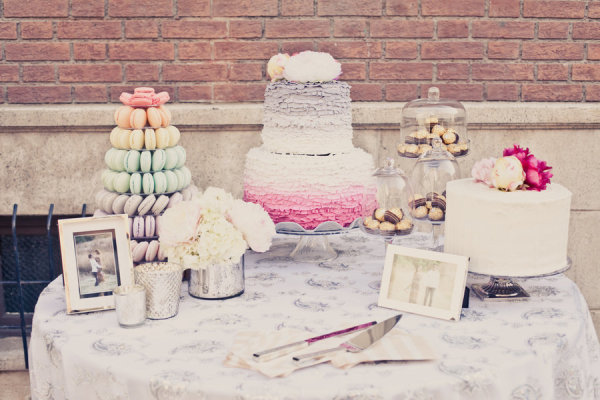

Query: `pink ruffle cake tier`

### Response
(244, 186, 377, 230)
(243, 147, 377, 230)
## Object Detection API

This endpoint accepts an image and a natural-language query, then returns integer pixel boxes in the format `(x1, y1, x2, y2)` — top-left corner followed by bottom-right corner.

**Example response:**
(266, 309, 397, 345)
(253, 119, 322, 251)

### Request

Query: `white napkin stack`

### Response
(224, 328, 437, 378)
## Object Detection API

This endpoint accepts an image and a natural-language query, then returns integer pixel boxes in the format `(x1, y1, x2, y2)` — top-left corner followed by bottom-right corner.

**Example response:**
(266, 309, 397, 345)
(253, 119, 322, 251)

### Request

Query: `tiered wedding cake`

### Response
(243, 52, 377, 229)
(444, 146, 571, 277)
(94, 87, 198, 264)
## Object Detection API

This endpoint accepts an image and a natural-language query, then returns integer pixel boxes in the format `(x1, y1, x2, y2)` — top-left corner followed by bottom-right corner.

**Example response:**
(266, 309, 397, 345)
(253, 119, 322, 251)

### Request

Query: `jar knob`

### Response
(427, 87, 440, 101)
(385, 157, 395, 168)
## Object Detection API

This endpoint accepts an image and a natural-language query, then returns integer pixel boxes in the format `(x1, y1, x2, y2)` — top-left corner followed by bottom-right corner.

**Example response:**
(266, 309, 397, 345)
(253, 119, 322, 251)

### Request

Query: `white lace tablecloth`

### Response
(29, 231, 600, 400)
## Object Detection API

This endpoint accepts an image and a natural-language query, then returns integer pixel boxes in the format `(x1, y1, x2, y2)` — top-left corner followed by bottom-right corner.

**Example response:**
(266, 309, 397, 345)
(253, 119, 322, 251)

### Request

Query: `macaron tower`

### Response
(94, 87, 199, 265)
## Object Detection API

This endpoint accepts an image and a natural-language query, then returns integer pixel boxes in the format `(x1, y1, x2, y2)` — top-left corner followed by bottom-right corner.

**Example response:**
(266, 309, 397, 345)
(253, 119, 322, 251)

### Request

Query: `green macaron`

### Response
(113, 171, 131, 193)
(153, 171, 167, 194)
(104, 148, 115, 169)
(173, 168, 185, 191)
(174, 146, 186, 168)
(164, 147, 178, 170)
(142, 172, 154, 194)
(140, 151, 152, 173)
(164, 170, 178, 193)
(105, 149, 126, 171)
(101, 169, 118, 192)
(180, 166, 192, 188)
(152, 149, 166, 172)
(129, 172, 142, 194)
(124, 150, 141, 173)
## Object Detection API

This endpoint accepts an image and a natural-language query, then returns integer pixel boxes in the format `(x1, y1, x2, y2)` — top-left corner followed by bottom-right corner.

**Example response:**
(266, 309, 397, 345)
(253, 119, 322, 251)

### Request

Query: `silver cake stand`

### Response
(469, 257, 572, 301)
(275, 218, 361, 263)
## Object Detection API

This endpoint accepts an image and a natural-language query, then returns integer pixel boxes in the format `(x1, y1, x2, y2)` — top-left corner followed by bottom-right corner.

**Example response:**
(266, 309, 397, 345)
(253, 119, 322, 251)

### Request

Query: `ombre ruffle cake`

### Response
(243, 79, 377, 229)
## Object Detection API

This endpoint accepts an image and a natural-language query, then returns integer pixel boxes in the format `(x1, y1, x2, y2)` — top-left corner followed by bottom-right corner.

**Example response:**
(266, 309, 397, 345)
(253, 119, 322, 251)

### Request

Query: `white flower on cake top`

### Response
(268, 51, 341, 83)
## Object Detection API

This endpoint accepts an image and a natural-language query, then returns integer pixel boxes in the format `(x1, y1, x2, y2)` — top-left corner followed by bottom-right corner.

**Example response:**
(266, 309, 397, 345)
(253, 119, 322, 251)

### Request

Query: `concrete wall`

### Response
(0, 102, 598, 336)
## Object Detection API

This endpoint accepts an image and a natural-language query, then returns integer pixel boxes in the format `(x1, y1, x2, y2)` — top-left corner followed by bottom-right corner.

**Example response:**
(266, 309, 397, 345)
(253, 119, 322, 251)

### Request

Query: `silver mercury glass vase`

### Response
(134, 262, 183, 319)
(188, 255, 245, 300)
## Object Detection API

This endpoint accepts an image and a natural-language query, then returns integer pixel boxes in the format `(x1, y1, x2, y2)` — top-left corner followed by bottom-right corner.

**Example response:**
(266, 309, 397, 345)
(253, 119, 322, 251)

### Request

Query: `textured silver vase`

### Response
(188, 255, 245, 299)
(135, 262, 183, 319)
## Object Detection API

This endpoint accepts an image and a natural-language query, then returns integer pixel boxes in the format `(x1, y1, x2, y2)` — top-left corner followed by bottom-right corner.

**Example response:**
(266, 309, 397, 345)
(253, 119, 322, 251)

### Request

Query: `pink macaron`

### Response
(132, 216, 144, 239)
(145, 240, 159, 262)
(132, 241, 149, 263)
(157, 243, 168, 261)
(93, 209, 108, 217)
(137, 194, 156, 216)
(145, 215, 155, 237)
(151, 194, 170, 216)
(167, 192, 183, 209)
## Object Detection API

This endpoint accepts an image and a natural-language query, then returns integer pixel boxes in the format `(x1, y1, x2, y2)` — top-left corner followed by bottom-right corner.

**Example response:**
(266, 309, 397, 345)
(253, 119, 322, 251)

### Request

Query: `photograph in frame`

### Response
(378, 245, 469, 321)
(58, 215, 134, 314)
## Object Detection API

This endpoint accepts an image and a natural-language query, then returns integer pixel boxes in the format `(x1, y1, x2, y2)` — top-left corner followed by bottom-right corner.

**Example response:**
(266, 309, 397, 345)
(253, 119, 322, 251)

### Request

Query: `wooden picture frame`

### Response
(378, 245, 469, 321)
(58, 215, 134, 314)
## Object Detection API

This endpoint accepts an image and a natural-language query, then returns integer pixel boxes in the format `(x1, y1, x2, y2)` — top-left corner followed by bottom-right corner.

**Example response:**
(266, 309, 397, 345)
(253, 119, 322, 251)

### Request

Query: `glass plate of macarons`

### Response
(358, 208, 414, 238)
(358, 219, 414, 238)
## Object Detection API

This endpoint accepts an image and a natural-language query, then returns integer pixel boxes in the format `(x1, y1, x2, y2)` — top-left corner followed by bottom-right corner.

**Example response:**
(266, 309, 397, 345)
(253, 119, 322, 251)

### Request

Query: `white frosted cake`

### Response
(444, 178, 571, 277)
(243, 52, 377, 229)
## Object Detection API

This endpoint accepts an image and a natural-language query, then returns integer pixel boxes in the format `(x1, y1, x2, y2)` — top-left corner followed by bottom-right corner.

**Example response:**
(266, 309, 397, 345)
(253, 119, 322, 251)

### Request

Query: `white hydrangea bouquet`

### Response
(267, 50, 342, 82)
(158, 187, 276, 270)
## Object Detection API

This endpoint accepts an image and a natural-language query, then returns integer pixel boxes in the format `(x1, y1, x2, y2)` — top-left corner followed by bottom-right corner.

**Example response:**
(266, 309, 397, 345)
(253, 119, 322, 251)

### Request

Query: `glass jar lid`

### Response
(398, 87, 470, 159)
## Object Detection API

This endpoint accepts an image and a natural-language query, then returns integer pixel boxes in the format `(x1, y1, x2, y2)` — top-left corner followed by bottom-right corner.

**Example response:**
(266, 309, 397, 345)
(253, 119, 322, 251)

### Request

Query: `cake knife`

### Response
(252, 320, 377, 362)
(292, 314, 402, 364)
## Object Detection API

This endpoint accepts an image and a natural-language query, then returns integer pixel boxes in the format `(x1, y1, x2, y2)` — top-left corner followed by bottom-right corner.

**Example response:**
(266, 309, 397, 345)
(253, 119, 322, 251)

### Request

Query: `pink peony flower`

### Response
(471, 157, 496, 187)
(502, 144, 552, 191)
(524, 160, 553, 191)
(158, 200, 202, 248)
(503, 144, 530, 163)
(491, 156, 525, 191)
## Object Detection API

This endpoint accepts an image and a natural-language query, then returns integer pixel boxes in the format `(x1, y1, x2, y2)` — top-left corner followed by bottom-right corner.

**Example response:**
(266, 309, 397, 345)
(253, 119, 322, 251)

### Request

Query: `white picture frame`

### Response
(58, 215, 134, 314)
(378, 245, 469, 321)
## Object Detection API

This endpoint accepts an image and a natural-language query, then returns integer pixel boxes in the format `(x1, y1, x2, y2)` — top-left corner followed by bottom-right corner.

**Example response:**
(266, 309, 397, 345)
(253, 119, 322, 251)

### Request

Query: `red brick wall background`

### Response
(1, 0, 600, 103)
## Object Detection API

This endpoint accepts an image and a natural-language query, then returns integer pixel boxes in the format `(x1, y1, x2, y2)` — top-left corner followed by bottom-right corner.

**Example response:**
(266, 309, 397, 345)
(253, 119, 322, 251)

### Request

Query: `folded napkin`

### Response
(224, 328, 437, 378)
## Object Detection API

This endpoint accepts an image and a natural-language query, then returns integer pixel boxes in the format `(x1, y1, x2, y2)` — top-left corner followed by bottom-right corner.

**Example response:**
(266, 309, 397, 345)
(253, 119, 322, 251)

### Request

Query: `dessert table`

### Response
(29, 231, 600, 400)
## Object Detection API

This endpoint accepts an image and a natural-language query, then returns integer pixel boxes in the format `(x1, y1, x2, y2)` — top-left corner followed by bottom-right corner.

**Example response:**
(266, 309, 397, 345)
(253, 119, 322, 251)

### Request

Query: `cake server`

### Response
(292, 314, 402, 364)
(253, 320, 377, 362)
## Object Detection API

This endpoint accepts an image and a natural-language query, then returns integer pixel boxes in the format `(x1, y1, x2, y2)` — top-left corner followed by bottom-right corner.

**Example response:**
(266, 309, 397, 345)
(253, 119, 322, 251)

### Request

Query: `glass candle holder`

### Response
(113, 284, 146, 328)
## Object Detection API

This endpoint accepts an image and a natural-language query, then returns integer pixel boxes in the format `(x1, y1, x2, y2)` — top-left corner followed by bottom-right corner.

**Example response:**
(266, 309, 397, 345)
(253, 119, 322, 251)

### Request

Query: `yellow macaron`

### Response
(145, 128, 156, 150)
(129, 129, 144, 150)
(155, 128, 170, 149)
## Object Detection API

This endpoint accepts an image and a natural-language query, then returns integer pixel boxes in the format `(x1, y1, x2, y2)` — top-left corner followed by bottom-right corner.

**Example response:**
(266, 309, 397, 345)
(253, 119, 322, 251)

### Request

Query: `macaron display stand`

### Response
(94, 87, 199, 265)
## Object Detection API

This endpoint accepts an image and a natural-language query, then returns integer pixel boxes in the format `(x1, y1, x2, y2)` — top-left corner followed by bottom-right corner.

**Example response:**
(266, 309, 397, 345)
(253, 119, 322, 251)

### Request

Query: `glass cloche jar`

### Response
(409, 138, 460, 248)
(360, 158, 415, 238)
(397, 87, 469, 159)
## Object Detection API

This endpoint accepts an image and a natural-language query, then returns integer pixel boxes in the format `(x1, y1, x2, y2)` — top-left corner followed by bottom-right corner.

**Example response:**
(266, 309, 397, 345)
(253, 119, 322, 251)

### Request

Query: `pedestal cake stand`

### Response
(275, 219, 361, 263)
(469, 258, 572, 301)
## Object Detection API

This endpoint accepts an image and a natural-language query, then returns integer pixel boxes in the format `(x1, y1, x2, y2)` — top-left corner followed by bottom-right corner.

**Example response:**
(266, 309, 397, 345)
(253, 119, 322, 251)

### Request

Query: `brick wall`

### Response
(1, 0, 600, 103)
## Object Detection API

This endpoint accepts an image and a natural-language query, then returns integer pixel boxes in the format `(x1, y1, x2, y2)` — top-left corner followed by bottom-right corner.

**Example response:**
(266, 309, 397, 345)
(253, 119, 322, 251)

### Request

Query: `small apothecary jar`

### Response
(361, 158, 415, 237)
(397, 87, 469, 159)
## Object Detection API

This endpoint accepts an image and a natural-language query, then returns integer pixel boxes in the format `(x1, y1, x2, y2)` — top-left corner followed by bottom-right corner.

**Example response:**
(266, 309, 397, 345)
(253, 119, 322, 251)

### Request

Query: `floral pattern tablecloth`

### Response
(30, 231, 600, 400)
